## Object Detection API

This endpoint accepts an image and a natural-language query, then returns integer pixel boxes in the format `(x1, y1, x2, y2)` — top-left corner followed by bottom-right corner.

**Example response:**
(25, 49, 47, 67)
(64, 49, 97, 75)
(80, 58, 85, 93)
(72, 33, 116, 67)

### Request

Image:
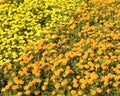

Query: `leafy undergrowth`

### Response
(0, 0, 120, 96)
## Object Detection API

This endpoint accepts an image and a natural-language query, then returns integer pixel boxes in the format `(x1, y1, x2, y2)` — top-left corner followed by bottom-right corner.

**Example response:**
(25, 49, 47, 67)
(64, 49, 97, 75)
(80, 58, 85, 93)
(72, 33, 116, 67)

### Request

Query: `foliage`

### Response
(0, 0, 120, 96)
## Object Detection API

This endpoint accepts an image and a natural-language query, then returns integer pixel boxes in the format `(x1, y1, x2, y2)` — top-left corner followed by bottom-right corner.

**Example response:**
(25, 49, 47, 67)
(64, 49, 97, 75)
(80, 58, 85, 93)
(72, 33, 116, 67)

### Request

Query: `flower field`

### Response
(0, 0, 120, 96)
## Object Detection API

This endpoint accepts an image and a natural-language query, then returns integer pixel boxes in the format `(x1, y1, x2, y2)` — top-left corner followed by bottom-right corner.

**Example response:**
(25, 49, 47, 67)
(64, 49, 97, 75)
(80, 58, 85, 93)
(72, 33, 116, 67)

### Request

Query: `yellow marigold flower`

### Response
(116, 64, 120, 69)
(16, 92, 22, 96)
(36, 79, 42, 83)
(84, 64, 89, 69)
(73, 83, 79, 88)
(12, 85, 19, 90)
(71, 90, 77, 95)
(51, 91, 56, 95)
(41, 85, 46, 91)
(13, 76, 19, 84)
(96, 88, 102, 93)
(7, 63, 12, 70)
(69, 23, 76, 30)
(19, 80, 24, 85)
(87, 79, 94, 85)
(4, 85, 10, 90)
(78, 64, 84, 69)
(57, 94, 62, 96)
(28, 81, 35, 87)
(95, 64, 100, 69)
(91, 90, 96, 95)
(1, 88, 6, 92)
(61, 79, 68, 86)
(104, 81, 108, 86)
(50, 75, 56, 82)
(113, 82, 119, 88)
(34, 91, 40, 95)
(18, 71, 24, 76)
(55, 83, 60, 89)
(75, 8, 83, 14)
(67, 86, 72, 90)
(43, 81, 48, 86)
(54, 70, 60, 76)
(97, 49, 102, 55)
(90, 72, 99, 80)
(11, 72, 16, 77)
(105, 60, 111, 65)
(78, 90, 83, 95)
(80, 84, 86, 89)
(24, 85, 29, 90)
(4, 68, 8, 74)
(7, 81, 13, 86)
(82, 94, 87, 96)
(69, 17, 74, 24)
(25, 90, 31, 95)
(20, 61, 25, 66)
(76, 75, 80, 79)
(106, 89, 110, 93)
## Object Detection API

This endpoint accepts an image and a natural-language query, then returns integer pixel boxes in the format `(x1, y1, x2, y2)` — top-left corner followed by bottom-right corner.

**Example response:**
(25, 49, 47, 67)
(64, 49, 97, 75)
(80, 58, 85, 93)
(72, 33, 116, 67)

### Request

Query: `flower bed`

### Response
(0, 0, 120, 96)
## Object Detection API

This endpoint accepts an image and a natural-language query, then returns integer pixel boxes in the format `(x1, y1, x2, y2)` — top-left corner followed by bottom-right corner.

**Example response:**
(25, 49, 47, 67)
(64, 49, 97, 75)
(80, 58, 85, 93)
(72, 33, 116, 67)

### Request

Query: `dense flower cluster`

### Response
(0, 0, 84, 65)
(0, 0, 120, 96)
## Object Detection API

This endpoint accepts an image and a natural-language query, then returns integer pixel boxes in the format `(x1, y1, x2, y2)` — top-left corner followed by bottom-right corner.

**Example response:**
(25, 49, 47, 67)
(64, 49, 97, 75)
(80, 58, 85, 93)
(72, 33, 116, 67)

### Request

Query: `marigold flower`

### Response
(73, 83, 79, 88)
(91, 90, 96, 95)
(7, 63, 12, 70)
(71, 90, 77, 95)
(76, 75, 80, 79)
(67, 86, 72, 90)
(16, 92, 22, 96)
(55, 83, 60, 89)
(51, 91, 56, 95)
(7, 81, 13, 86)
(106, 89, 110, 93)
(12, 85, 19, 90)
(24, 85, 29, 90)
(80, 84, 86, 89)
(25, 90, 31, 95)
(41, 85, 46, 91)
(13, 76, 19, 84)
(1, 88, 6, 92)
(96, 88, 102, 93)
(61, 79, 68, 86)
(78, 90, 83, 95)
(90, 72, 99, 80)
(34, 91, 40, 95)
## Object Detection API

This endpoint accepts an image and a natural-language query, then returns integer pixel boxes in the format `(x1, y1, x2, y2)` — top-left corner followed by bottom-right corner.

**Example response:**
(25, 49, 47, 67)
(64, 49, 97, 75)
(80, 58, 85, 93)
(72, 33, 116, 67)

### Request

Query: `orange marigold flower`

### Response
(80, 84, 86, 89)
(7, 63, 12, 70)
(13, 76, 19, 84)
(7, 81, 13, 86)
(71, 90, 77, 95)
(24, 85, 29, 90)
(41, 85, 46, 91)
(25, 90, 31, 95)
(51, 91, 56, 95)
(78, 90, 83, 95)
(61, 79, 68, 86)
(96, 88, 102, 93)
(90, 72, 99, 80)
(67, 86, 72, 90)
(55, 83, 60, 89)
(91, 90, 96, 95)
(12, 85, 19, 90)
(34, 91, 40, 95)
(76, 75, 80, 79)
(16, 92, 22, 96)
(73, 83, 79, 88)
